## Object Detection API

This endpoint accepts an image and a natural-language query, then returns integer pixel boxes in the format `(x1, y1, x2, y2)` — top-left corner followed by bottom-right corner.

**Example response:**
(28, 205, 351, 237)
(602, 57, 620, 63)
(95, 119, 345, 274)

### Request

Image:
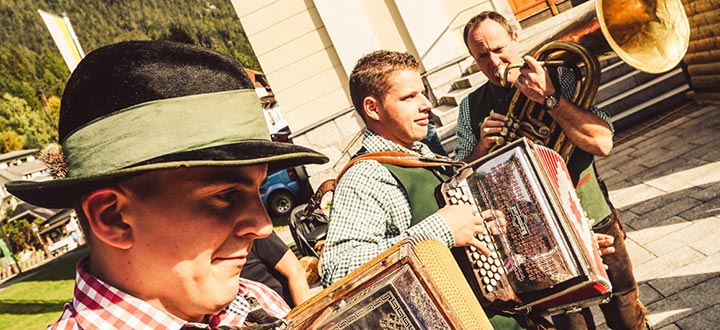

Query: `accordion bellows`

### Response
(285, 234, 493, 329)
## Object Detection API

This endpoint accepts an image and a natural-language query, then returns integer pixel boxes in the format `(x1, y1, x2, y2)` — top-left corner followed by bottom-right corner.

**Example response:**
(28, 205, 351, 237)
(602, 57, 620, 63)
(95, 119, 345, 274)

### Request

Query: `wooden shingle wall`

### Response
(683, 0, 720, 105)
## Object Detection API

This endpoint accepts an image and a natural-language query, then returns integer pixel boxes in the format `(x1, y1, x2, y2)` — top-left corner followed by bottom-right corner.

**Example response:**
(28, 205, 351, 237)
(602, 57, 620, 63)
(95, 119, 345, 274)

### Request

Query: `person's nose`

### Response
(489, 52, 504, 67)
(419, 93, 432, 110)
(233, 197, 273, 239)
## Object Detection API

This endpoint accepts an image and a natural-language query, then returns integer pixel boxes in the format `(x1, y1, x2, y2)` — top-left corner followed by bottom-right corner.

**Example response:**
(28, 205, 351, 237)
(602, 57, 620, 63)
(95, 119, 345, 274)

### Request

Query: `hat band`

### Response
(63, 89, 269, 177)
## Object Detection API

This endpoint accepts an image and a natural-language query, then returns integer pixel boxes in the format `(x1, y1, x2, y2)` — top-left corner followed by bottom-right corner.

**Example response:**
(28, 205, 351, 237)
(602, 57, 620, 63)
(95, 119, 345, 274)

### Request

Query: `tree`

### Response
(3, 218, 43, 253)
(0, 93, 56, 150)
(1, 130, 24, 153)
(0, 0, 261, 150)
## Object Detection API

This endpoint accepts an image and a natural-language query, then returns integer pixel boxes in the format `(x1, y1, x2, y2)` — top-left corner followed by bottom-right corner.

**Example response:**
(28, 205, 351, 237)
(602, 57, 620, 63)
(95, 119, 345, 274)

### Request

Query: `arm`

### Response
(455, 93, 512, 163)
(516, 56, 613, 157)
(453, 97, 480, 162)
(320, 161, 455, 286)
(273, 249, 312, 306)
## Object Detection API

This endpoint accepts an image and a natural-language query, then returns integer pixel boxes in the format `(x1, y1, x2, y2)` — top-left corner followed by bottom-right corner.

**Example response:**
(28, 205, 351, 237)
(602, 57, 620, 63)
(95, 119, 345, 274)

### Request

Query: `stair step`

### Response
(439, 84, 483, 106)
(441, 133, 458, 157)
(611, 84, 690, 131)
(436, 120, 458, 141)
(600, 59, 635, 85)
(431, 104, 459, 127)
(598, 68, 686, 117)
(424, 56, 477, 102)
(452, 71, 489, 90)
(597, 69, 664, 104)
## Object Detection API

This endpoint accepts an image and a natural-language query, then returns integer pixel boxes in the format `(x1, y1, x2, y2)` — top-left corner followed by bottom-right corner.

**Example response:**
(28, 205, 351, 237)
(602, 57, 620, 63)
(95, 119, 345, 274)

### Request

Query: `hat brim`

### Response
(6, 141, 328, 209)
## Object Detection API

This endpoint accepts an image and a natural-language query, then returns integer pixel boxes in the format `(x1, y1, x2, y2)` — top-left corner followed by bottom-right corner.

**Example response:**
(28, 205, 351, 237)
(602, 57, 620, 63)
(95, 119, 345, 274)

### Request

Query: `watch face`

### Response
(545, 95, 559, 110)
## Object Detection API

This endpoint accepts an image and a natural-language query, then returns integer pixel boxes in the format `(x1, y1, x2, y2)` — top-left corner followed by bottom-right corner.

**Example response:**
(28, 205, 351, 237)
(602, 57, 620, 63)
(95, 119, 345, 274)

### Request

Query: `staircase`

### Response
(423, 55, 691, 157)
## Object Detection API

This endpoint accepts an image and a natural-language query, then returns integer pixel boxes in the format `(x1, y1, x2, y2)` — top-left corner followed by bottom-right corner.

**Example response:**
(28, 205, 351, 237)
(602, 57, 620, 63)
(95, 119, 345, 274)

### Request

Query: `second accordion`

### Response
(438, 138, 612, 315)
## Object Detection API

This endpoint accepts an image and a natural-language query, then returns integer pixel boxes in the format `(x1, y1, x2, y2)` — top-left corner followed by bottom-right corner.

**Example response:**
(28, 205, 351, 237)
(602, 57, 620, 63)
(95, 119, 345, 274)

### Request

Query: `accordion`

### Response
(438, 138, 611, 315)
(284, 234, 493, 329)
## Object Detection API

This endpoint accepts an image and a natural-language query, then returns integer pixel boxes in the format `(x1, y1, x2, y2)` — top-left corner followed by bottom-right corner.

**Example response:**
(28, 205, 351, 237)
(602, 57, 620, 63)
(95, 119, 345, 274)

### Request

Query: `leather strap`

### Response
(304, 151, 463, 216)
(337, 151, 461, 179)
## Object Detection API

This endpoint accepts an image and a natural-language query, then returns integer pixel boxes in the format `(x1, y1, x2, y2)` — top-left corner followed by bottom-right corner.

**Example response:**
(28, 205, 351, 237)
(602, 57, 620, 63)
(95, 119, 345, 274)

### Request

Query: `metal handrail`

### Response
(418, 4, 486, 107)
(294, 4, 484, 138)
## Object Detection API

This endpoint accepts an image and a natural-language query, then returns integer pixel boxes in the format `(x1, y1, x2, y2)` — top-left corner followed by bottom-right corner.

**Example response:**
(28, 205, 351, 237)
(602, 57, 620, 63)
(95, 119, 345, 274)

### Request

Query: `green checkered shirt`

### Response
(454, 67, 613, 161)
(321, 130, 455, 287)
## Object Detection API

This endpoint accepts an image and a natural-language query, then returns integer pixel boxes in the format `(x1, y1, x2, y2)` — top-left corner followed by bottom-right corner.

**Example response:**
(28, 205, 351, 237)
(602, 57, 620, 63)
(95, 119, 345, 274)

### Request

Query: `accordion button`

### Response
(479, 267, 486, 276)
(484, 263, 491, 271)
(486, 285, 494, 292)
(491, 278, 497, 286)
(491, 265, 498, 272)
(483, 277, 490, 284)
(495, 259, 502, 267)
(480, 255, 487, 262)
(498, 267, 505, 275)
(495, 273, 502, 280)
(472, 252, 481, 260)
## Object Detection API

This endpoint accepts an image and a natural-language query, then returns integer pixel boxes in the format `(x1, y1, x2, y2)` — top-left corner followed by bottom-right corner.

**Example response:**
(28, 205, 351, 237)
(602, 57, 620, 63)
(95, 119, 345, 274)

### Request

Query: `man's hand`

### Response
(515, 55, 555, 104)
(595, 232, 615, 256)
(595, 232, 615, 270)
(465, 112, 509, 163)
(436, 204, 496, 255)
(478, 112, 509, 151)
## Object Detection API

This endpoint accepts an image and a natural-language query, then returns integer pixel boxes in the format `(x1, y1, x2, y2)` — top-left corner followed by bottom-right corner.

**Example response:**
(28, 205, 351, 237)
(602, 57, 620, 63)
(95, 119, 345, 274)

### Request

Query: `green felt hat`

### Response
(6, 40, 328, 209)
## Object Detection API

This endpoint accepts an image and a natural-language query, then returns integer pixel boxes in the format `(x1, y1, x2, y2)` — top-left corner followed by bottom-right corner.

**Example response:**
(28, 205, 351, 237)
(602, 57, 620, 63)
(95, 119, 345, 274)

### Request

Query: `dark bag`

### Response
(288, 180, 334, 258)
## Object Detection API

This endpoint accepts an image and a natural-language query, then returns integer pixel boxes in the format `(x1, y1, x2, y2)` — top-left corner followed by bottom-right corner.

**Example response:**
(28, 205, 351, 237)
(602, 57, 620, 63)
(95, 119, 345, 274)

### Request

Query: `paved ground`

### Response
(591, 102, 720, 329)
(284, 101, 720, 329)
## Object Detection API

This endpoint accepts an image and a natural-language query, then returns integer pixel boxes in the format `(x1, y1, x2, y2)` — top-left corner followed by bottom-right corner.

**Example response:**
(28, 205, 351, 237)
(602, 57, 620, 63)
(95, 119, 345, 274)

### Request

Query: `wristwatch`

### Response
(544, 88, 562, 111)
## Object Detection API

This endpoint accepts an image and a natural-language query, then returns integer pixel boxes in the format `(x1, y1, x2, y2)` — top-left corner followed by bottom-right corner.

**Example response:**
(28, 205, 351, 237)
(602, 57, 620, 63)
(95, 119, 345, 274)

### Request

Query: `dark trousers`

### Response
(551, 209, 650, 330)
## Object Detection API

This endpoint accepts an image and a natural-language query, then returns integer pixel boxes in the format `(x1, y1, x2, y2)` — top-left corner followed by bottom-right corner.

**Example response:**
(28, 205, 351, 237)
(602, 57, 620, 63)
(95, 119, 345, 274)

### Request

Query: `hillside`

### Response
(0, 0, 258, 150)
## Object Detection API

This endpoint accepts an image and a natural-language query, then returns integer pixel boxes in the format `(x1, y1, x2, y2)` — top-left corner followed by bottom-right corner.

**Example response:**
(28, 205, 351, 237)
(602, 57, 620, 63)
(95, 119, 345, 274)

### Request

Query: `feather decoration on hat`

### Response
(39, 143, 68, 179)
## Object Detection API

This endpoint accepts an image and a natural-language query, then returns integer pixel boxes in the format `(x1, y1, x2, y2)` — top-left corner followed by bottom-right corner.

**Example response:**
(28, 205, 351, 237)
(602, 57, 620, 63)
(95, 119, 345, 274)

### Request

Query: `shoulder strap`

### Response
(337, 151, 461, 179)
(305, 151, 463, 213)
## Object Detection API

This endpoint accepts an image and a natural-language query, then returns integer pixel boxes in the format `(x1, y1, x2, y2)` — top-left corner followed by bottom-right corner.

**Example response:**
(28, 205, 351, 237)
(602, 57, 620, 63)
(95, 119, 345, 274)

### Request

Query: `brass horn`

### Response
(489, 0, 690, 161)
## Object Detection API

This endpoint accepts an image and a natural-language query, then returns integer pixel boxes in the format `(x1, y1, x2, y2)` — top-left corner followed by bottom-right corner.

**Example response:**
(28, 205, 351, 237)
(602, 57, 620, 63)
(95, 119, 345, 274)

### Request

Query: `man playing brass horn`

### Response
(455, 11, 651, 330)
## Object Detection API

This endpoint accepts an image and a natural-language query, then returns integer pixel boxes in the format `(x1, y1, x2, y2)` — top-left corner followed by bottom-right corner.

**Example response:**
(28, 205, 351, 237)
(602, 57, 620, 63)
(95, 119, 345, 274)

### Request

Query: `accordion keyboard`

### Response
(443, 186, 516, 304)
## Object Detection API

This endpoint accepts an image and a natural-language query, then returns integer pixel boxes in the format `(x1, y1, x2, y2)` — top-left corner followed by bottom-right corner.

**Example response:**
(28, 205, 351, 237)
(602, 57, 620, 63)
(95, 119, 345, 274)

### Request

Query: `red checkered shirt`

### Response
(48, 257, 291, 330)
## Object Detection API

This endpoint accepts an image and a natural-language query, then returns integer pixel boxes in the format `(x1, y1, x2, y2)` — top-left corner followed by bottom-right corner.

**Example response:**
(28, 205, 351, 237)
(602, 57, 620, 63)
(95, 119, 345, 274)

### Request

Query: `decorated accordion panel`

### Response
(438, 138, 611, 315)
(284, 234, 493, 330)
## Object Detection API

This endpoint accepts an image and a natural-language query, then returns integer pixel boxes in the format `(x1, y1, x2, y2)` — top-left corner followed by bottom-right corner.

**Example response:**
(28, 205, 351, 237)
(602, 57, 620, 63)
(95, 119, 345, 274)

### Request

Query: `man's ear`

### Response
(81, 188, 133, 249)
(511, 31, 519, 42)
(363, 96, 381, 122)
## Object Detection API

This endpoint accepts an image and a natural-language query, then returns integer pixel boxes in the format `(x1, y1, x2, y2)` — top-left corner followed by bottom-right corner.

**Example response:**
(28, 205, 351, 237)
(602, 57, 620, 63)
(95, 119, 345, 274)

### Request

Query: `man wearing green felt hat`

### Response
(6, 40, 328, 329)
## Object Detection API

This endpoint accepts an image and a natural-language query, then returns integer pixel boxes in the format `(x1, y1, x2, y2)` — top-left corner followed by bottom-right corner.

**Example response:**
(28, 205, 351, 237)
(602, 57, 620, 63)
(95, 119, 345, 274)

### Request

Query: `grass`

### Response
(0, 246, 88, 329)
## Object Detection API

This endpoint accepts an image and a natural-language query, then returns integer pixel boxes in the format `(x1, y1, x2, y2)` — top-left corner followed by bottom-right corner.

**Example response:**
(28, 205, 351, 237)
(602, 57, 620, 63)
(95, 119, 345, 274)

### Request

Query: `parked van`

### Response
(260, 166, 309, 217)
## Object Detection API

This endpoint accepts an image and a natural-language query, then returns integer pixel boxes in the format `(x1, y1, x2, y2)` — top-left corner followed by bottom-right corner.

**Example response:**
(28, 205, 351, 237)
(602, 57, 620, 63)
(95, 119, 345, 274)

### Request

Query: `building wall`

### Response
(681, 0, 720, 105)
(231, 0, 548, 186)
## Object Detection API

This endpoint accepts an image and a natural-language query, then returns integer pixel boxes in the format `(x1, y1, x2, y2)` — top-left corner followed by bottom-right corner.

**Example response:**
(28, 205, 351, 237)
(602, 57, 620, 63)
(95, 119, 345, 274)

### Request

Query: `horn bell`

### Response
(540, 0, 690, 74)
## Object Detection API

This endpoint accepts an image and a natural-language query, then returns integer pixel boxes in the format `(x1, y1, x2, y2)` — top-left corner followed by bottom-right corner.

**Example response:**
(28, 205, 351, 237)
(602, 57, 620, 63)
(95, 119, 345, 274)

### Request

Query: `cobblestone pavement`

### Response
(592, 102, 720, 329)
(279, 101, 720, 329)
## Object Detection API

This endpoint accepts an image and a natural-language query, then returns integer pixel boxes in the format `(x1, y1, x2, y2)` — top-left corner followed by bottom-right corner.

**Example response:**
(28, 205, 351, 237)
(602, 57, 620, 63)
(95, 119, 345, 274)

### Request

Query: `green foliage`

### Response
(3, 218, 42, 253)
(0, 93, 56, 151)
(0, 0, 259, 150)
(1, 130, 25, 152)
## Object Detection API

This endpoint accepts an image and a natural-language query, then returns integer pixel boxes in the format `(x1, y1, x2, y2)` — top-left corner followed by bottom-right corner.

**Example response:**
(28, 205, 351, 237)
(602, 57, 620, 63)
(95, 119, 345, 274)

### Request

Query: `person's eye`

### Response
(214, 189, 238, 203)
